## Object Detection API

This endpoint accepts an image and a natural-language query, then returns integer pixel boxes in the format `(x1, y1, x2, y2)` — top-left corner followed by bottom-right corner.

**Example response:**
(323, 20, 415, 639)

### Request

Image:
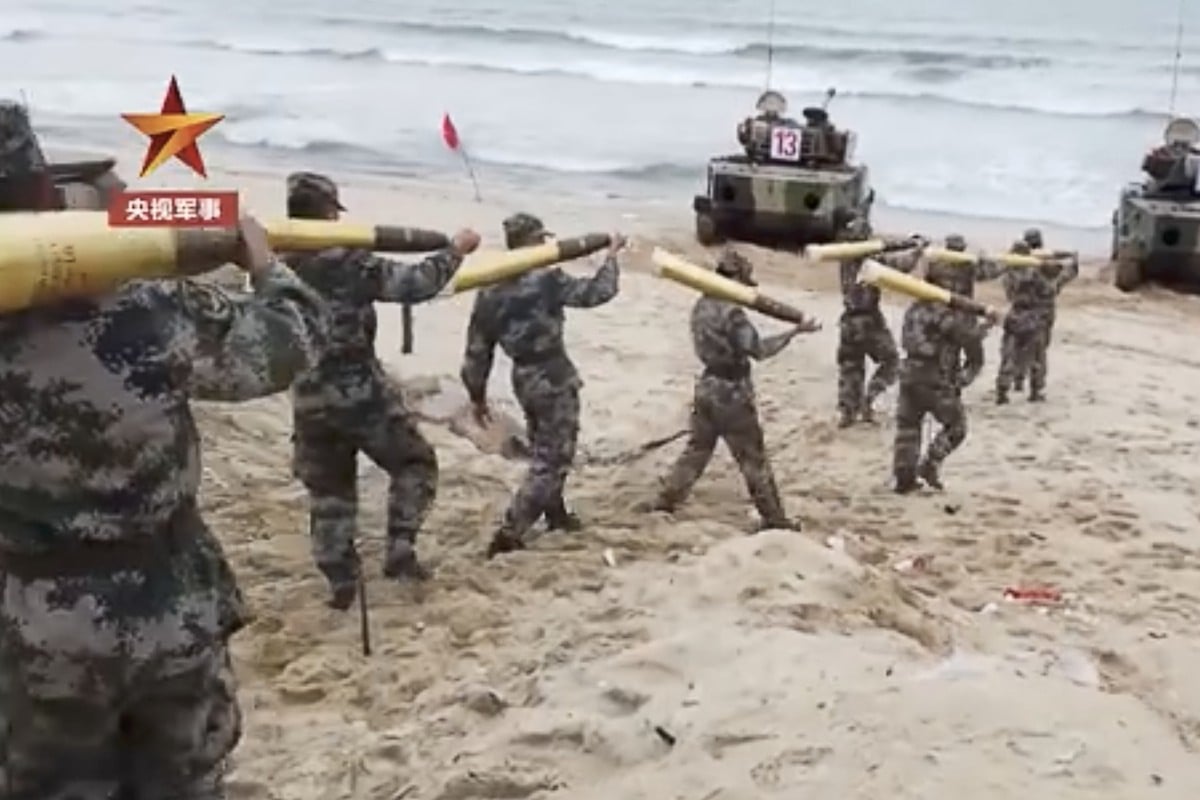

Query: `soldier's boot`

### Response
(1028, 384, 1046, 402)
(545, 497, 583, 532)
(321, 562, 359, 611)
(918, 458, 944, 490)
(757, 516, 802, 532)
(894, 470, 920, 494)
(837, 408, 856, 428)
(383, 537, 431, 582)
(487, 527, 526, 559)
(859, 397, 877, 424)
(995, 385, 1009, 405)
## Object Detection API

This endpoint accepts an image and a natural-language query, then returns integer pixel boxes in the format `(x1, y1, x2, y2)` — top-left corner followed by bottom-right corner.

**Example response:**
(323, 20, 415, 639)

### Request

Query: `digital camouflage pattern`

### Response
(286, 171, 347, 211)
(461, 215, 619, 556)
(836, 247, 922, 424)
(979, 245, 1078, 402)
(929, 235, 988, 389)
(893, 295, 990, 491)
(651, 295, 796, 527)
(286, 245, 463, 605)
(0, 262, 326, 798)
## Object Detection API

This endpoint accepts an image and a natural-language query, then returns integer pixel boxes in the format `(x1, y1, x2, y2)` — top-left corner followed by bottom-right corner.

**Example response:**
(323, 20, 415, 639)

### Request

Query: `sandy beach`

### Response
(94, 159, 1200, 798)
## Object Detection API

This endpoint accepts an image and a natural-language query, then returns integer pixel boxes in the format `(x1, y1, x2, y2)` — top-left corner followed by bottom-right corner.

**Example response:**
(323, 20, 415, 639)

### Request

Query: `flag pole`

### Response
(459, 147, 482, 203)
(442, 112, 482, 203)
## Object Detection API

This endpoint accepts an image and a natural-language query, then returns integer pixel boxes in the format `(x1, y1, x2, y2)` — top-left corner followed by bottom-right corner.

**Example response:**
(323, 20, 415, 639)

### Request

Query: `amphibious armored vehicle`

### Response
(693, 88, 874, 250)
(1111, 116, 1200, 292)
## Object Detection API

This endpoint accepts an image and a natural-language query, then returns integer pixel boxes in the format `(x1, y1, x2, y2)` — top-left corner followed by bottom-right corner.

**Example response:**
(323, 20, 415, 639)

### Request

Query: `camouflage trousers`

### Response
(837, 310, 899, 414)
(893, 371, 967, 481)
(955, 307, 986, 388)
(996, 312, 1048, 395)
(0, 508, 243, 799)
(498, 363, 581, 540)
(1013, 311, 1055, 389)
(293, 373, 437, 591)
(656, 373, 787, 524)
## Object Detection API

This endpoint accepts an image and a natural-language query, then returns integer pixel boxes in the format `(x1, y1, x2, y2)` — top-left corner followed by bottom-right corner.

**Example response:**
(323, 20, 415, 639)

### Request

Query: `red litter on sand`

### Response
(1003, 586, 1063, 604)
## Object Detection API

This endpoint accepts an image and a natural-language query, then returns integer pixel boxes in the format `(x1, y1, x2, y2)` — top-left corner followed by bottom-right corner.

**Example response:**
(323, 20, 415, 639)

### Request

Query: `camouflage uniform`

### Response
(649, 249, 799, 528)
(981, 238, 1078, 403)
(460, 213, 619, 557)
(0, 261, 326, 796)
(893, 270, 992, 492)
(836, 221, 923, 426)
(284, 172, 463, 607)
(938, 234, 989, 388)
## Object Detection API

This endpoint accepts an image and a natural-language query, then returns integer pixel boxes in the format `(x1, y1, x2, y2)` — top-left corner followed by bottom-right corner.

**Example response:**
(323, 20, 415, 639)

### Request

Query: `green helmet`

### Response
(1022, 228, 1043, 249)
(944, 233, 966, 251)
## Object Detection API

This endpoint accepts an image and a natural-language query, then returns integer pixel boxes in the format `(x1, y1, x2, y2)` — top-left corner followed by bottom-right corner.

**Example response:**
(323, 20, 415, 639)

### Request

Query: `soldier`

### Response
(460, 213, 622, 558)
(641, 248, 819, 528)
(835, 217, 926, 427)
(0, 122, 327, 798)
(893, 265, 999, 492)
(1020, 226, 1078, 342)
(939, 233, 988, 388)
(1012, 227, 1078, 391)
(283, 171, 480, 609)
(983, 238, 1077, 403)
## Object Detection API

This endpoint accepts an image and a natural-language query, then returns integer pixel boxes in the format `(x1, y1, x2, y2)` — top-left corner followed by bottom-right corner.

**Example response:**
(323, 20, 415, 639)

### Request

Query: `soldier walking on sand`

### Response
(1008, 227, 1079, 395)
(981, 237, 1077, 404)
(893, 261, 999, 492)
(834, 216, 926, 427)
(939, 233, 990, 388)
(460, 213, 624, 558)
(0, 100, 329, 799)
(284, 172, 480, 609)
(640, 248, 819, 529)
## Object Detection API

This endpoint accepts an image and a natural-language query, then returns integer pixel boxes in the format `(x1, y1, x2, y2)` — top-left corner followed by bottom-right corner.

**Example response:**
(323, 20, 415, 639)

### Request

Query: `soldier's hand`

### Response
(233, 214, 273, 276)
(793, 317, 822, 334)
(451, 228, 481, 256)
(608, 232, 627, 254)
(983, 307, 1002, 326)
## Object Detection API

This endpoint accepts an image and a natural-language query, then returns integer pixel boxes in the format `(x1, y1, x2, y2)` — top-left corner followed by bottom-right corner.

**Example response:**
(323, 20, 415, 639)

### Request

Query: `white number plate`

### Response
(769, 127, 801, 161)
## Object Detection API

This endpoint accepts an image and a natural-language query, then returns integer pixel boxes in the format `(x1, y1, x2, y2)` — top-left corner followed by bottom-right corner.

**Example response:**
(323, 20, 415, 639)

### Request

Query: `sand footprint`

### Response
(750, 745, 835, 789)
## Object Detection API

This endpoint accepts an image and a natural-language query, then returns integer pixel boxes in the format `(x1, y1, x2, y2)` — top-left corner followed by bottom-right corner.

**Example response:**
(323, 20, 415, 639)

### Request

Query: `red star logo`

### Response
(121, 75, 223, 178)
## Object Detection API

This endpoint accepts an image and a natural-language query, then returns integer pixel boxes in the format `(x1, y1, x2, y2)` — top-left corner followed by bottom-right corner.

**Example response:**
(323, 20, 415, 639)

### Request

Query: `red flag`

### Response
(441, 113, 460, 150)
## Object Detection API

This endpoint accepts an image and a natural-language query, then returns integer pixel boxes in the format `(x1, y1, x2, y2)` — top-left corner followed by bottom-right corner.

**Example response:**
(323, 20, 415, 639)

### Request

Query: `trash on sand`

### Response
(1003, 586, 1062, 605)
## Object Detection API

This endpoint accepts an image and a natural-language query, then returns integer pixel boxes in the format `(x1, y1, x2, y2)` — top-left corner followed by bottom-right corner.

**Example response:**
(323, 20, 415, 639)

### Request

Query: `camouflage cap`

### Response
(1022, 227, 1043, 247)
(287, 171, 345, 210)
(0, 101, 47, 178)
(716, 246, 756, 286)
(944, 233, 966, 251)
(503, 212, 553, 247)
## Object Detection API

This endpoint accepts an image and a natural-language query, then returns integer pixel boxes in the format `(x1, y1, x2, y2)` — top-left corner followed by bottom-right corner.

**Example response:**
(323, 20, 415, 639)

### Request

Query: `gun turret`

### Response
(1142, 117, 1200, 196)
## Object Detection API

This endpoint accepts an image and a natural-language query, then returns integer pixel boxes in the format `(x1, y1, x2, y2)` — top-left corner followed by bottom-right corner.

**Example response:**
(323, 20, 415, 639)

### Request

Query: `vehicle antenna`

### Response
(765, 0, 776, 90)
(1168, 0, 1186, 113)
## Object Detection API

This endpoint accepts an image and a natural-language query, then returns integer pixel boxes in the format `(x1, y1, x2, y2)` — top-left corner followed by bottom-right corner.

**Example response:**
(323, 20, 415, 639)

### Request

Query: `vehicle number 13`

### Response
(769, 128, 801, 161)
